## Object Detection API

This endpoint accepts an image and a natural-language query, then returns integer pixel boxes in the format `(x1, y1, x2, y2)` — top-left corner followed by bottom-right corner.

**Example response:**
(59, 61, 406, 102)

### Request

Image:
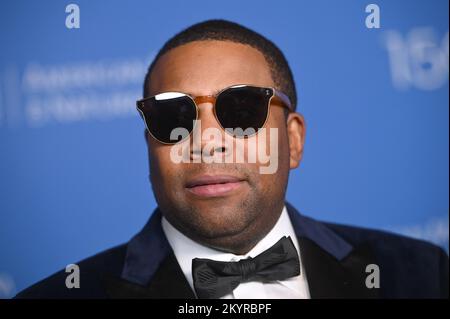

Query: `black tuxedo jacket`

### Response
(15, 203, 448, 298)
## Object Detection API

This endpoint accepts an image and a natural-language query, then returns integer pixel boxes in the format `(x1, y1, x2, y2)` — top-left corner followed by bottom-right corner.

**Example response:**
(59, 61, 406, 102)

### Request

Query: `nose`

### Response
(190, 96, 229, 160)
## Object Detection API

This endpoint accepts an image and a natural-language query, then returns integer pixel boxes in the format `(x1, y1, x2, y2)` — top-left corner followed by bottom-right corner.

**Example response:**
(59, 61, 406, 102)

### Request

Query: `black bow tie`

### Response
(192, 236, 300, 299)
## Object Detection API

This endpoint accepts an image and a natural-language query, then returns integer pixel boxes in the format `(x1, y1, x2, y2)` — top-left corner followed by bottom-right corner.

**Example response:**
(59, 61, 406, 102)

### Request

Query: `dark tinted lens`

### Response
(215, 86, 272, 137)
(139, 95, 196, 143)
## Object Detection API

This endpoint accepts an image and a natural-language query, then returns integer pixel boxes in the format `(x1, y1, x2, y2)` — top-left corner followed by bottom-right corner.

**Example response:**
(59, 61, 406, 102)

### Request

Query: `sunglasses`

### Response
(136, 84, 293, 144)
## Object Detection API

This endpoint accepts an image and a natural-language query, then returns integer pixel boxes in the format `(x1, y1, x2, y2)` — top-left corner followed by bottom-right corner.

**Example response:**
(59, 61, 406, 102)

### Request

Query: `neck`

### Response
(165, 201, 285, 256)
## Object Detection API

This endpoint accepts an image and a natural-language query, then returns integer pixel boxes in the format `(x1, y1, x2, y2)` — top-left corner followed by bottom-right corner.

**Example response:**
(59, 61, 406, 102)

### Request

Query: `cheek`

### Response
(148, 142, 180, 186)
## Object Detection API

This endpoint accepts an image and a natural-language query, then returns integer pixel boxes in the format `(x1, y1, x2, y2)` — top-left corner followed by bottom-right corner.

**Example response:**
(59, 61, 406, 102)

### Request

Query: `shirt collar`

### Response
(162, 205, 304, 294)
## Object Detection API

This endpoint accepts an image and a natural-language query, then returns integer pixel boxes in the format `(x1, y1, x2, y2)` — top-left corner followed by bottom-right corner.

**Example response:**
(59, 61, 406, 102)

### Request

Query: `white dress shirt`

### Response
(161, 205, 310, 299)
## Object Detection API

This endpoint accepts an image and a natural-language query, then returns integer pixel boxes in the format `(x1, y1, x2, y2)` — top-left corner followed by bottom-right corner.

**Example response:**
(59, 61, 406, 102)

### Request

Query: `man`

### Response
(16, 19, 448, 299)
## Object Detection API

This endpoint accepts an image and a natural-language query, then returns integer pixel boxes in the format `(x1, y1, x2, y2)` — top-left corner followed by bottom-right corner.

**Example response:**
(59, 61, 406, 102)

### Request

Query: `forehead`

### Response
(148, 40, 275, 96)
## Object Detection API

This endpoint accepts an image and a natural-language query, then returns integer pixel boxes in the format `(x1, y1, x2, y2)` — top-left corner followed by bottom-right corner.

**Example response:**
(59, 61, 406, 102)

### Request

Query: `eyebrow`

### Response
(177, 84, 256, 97)
(155, 83, 267, 98)
(154, 88, 215, 97)
(182, 87, 222, 97)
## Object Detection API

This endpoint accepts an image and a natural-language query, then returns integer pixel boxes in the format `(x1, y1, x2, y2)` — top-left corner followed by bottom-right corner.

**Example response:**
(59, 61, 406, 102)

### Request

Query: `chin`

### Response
(186, 209, 253, 239)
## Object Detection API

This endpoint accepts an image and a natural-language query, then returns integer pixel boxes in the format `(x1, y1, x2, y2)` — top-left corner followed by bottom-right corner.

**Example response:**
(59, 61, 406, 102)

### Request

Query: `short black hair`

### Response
(143, 19, 298, 111)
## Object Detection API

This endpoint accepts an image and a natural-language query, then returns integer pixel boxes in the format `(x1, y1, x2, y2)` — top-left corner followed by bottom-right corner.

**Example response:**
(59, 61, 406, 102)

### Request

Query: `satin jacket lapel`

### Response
(102, 251, 195, 299)
(299, 238, 379, 298)
(286, 202, 380, 298)
(102, 208, 195, 298)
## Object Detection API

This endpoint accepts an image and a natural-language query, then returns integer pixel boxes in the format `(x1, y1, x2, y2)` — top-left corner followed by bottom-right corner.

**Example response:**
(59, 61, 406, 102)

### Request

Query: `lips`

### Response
(185, 175, 246, 197)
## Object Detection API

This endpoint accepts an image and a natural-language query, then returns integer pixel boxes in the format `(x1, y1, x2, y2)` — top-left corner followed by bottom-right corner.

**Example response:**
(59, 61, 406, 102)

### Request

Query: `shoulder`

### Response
(324, 221, 449, 298)
(15, 243, 128, 299)
(324, 221, 447, 259)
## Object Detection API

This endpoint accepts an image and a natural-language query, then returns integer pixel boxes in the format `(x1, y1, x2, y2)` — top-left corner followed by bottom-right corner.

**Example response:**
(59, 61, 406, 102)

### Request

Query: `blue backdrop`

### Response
(0, 0, 448, 298)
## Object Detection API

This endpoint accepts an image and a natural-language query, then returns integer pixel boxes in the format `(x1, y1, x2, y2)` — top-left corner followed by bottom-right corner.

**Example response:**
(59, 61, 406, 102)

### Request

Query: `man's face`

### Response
(146, 40, 304, 254)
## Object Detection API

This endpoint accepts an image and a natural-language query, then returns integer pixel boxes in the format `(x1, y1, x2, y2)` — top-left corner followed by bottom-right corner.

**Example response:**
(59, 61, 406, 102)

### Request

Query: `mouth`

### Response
(185, 175, 246, 198)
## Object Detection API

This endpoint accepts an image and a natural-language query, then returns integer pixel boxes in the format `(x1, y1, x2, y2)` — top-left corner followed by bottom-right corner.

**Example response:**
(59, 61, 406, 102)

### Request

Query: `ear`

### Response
(286, 112, 306, 169)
